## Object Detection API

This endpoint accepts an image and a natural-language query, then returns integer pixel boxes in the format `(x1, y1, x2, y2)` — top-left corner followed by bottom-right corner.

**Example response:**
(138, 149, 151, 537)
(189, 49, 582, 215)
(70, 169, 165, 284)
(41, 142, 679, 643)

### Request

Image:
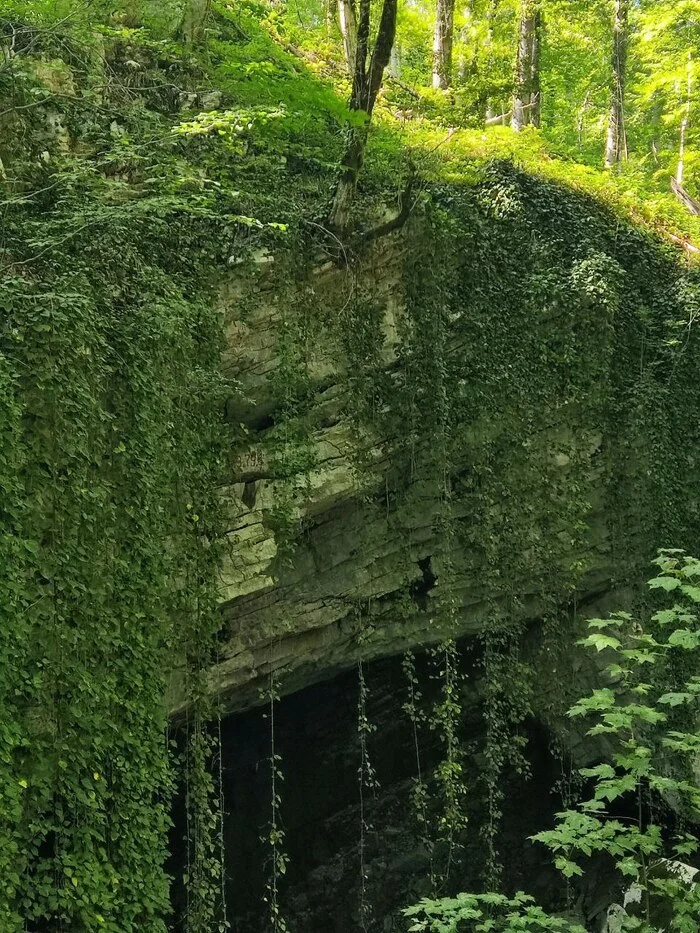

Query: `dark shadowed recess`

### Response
(169, 642, 565, 933)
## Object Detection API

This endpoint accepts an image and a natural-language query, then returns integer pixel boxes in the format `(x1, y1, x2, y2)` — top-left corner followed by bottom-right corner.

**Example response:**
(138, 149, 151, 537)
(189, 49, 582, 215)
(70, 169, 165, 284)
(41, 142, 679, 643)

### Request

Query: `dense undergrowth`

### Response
(4, 1, 700, 246)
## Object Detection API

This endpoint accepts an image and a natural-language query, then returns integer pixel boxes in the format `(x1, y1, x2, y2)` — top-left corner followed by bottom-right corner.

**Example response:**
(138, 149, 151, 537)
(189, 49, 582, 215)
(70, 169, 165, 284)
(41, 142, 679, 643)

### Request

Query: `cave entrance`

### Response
(170, 647, 565, 932)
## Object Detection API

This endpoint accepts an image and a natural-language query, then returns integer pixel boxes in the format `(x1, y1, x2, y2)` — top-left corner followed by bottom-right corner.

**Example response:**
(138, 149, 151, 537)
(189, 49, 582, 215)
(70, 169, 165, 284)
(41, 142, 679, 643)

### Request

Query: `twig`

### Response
(387, 74, 420, 100)
(671, 177, 700, 217)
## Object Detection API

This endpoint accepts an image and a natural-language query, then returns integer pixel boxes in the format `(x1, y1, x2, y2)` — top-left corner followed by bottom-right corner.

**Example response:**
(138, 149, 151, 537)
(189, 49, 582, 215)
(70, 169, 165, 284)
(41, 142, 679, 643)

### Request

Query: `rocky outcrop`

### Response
(169, 172, 700, 717)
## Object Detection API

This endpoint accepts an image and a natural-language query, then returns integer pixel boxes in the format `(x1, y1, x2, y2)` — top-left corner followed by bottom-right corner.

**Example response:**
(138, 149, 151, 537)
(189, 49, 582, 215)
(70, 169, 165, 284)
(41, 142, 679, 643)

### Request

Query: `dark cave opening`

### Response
(170, 642, 574, 932)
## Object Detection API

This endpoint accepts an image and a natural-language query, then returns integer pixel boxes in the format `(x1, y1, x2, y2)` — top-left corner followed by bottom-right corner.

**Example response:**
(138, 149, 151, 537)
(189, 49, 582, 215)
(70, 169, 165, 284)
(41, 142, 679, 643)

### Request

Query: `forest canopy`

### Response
(3, 0, 700, 234)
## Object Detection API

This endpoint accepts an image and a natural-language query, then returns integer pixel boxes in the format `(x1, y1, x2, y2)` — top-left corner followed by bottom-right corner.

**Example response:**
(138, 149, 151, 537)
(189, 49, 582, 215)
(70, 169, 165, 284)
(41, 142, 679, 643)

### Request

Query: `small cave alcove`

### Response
(169, 646, 567, 933)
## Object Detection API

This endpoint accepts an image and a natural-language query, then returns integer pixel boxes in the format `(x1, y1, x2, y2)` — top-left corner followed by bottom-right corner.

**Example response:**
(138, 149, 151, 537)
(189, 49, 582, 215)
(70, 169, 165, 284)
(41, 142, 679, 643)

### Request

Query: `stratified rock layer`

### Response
(172, 173, 700, 715)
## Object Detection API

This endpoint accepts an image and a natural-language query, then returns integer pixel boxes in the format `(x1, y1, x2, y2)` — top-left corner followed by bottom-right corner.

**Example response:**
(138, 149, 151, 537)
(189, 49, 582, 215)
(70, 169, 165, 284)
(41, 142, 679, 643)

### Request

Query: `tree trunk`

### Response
(604, 0, 629, 168)
(677, 52, 693, 186)
(389, 38, 402, 80)
(511, 0, 541, 131)
(484, 0, 501, 121)
(328, 0, 398, 230)
(327, 128, 368, 230)
(181, 0, 211, 45)
(432, 0, 455, 90)
(337, 0, 358, 74)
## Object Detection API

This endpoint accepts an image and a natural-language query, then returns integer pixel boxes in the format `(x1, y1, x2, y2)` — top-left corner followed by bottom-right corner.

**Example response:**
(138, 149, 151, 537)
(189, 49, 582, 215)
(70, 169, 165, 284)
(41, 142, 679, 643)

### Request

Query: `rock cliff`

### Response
(179, 166, 700, 715)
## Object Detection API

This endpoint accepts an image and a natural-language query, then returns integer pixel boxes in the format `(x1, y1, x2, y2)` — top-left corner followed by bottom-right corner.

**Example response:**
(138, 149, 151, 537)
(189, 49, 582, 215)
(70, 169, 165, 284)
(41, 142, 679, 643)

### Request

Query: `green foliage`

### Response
(261, 675, 289, 933)
(403, 648, 436, 887)
(428, 640, 469, 885)
(183, 721, 229, 933)
(357, 658, 379, 930)
(208, 1, 350, 181)
(0, 12, 234, 929)
(532, 550, 700, 930)
(539, 0, 611, 161)
(1, 0, 184, 33)
(405, 552, 700, 932)
(5, 0, 700, 928)
(271, 0, 700, 239)
(404, 891, 585, 933)
(631, 1, 700, 195)
(319, 152, 700, 897)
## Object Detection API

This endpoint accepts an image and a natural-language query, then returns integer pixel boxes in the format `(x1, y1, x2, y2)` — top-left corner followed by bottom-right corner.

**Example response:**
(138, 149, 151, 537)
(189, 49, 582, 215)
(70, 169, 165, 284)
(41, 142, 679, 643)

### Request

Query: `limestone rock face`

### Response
(170, 175, 700, 716)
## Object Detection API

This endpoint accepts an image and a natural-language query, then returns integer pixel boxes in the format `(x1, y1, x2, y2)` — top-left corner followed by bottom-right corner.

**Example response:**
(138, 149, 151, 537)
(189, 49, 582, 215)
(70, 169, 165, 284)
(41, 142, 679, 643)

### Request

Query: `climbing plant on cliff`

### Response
(6, 0, 700, 929)
(0, 208, 227, 929)
(0, 19, 241, 930)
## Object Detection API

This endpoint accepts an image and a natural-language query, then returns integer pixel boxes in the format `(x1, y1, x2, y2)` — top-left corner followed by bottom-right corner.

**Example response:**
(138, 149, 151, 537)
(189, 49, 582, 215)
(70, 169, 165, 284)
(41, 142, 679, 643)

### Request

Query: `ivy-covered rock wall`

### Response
(0, 28, 233, 928)
(4, 15, 700, 926)
(195, 163, 700, 715)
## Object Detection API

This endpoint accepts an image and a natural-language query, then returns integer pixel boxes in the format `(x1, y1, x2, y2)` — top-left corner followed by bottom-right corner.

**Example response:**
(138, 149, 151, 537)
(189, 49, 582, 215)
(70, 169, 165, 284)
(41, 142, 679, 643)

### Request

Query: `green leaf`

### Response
(554, 856, 583, 878)
(618, 857, 640, 877)
(658, 692, 693, 707)
(652, 608, 679, 625)
(580, 634, 622, 652)
(579, 763, 615, 780)
(648, 575, 682, 591)
(668, 629, 700, 650)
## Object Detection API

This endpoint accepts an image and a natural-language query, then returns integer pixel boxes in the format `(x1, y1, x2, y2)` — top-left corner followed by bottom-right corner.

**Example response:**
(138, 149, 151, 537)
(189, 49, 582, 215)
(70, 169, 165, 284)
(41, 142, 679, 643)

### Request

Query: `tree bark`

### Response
(328, 0, 398, 231)
(484, 0, 501, 121)
(337, 0, 358, 74)
(604, 0, 629, 168)
(677, 52, 693, 186)
(432, 0, 455, 90)
(181, 0, 211, 45)
(327, 127, 369, 231)
(511, 0, 541, 131)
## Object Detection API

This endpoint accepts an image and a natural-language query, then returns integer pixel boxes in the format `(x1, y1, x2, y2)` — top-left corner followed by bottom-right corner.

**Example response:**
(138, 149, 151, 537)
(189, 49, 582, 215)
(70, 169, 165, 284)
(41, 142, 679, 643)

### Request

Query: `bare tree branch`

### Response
(671, 177, 700, 217)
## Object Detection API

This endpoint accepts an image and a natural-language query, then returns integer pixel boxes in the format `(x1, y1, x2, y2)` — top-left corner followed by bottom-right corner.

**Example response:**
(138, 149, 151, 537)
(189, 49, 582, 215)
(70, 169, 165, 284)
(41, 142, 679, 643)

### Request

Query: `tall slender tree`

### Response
(432, 0, 455, 89)
(484, 0, 502, 121)
(604, 0, 629, 167)
(677, 51, 693, 186)
(338, 0, 358, 74)
(511, 0, 541, 131)
(329, 0, 398, 230)
(180, 0, 211, 44)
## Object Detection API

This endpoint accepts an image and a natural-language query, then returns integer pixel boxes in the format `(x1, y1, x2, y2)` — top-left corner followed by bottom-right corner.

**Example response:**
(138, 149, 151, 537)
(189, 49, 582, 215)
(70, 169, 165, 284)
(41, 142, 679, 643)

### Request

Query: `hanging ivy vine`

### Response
(0, 30, 241, 930)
